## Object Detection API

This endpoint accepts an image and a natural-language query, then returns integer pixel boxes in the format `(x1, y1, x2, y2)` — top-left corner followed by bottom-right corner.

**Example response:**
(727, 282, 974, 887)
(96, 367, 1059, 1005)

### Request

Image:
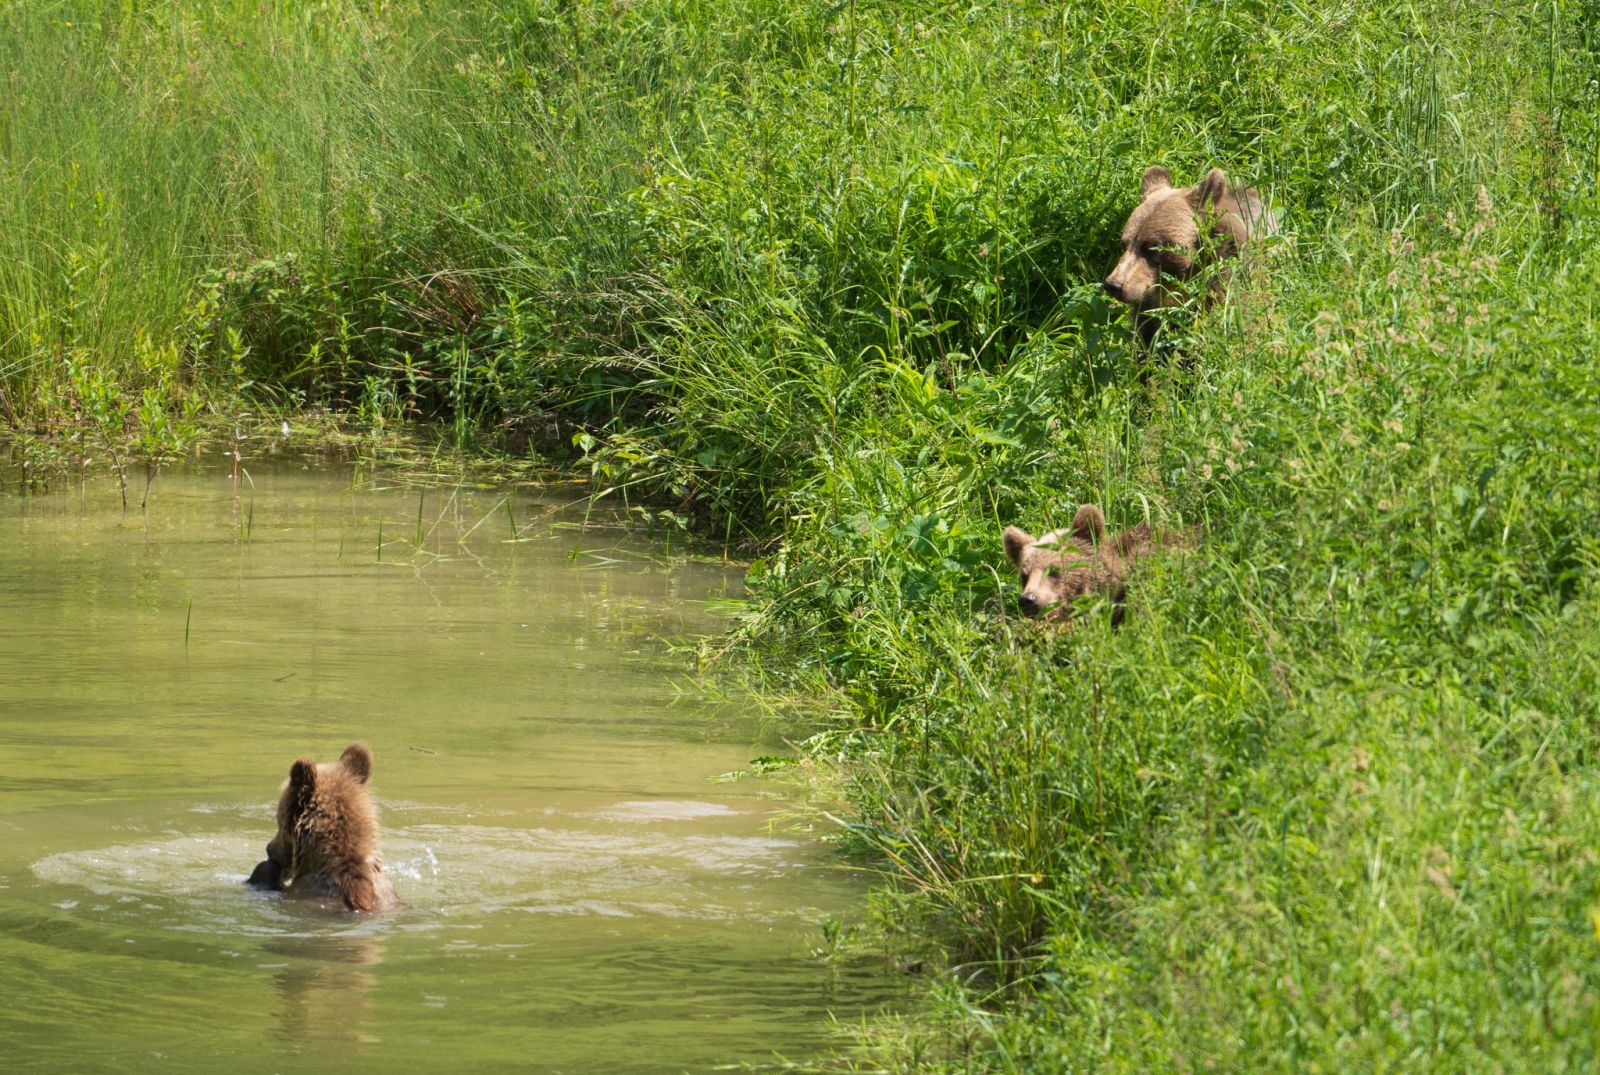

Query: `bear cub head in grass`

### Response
(1003, 505, 1178, 626)
(1103, 165, 1277, 342)
(247, 742, 397, 914)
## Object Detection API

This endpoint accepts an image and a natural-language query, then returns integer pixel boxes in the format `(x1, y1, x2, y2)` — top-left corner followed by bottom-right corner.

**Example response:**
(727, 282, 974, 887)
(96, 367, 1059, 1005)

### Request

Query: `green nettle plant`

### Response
(4, 0, 1599, 1068)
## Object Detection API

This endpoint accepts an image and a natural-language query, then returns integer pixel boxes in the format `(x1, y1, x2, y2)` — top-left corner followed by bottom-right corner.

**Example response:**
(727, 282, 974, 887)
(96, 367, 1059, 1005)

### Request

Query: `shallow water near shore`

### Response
(0, 459, 893, 1073)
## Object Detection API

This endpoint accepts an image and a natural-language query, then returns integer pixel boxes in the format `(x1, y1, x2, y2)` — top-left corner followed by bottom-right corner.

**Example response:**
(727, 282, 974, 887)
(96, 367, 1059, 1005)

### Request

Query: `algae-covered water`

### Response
(0, 460, 892, 1073)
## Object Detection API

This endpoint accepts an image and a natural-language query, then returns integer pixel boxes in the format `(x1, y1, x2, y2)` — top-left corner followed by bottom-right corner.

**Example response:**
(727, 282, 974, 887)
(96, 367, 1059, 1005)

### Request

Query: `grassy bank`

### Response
(6, 0, 1600, 1069)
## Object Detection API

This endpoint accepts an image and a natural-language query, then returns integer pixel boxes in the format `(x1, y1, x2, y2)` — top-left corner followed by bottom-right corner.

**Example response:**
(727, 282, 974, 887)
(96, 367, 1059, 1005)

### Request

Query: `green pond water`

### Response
(0, 458, 895, 1073)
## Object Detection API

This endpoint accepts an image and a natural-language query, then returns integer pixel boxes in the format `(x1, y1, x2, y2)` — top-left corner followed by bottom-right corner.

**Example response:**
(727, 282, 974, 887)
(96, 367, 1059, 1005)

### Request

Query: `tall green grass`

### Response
(5, 0, 1600, 1069)
(1, 0, 651, 434)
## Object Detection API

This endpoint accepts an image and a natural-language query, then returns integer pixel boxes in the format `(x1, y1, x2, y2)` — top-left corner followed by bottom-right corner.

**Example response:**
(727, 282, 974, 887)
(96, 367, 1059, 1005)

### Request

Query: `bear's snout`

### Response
(1104, 249, 1157, 307)
(247, 857, 283, 891)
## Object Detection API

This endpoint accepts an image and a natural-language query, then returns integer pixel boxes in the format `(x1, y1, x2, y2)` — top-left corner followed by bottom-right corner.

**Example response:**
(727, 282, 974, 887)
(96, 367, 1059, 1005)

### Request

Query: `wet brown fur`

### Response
(253, 742, 397, 913)
(1002, 505, 1180, 625)
(1103, 165, 1277, 344)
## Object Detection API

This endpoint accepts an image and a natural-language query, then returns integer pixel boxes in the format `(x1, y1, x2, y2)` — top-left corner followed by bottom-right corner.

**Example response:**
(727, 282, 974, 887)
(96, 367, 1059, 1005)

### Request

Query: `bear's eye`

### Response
(1044, 566, 1062, 579)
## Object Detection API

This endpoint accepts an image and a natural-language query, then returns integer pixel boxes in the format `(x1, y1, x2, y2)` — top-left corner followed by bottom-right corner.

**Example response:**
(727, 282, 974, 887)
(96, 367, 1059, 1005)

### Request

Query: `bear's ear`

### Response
(339, 742, 373, 784)
(1189, 168, 1228, 208)
(289, 758, 318, 789)
(1002, 526, 1035, 568)
(1070, 505, 1107, 544)
(1141, 165, 1172, 196)
(287, 758, 318, 817)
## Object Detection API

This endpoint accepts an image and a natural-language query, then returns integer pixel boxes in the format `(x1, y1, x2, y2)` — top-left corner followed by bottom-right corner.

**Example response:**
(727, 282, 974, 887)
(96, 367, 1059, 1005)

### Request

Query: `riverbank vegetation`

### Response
(5, 0, 1600, 1068)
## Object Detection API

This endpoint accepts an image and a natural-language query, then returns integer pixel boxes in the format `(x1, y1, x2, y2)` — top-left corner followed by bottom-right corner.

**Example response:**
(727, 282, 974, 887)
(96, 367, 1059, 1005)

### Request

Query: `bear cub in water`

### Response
(1102, 165, 1278, 344)
(1003, 505, 1180, 625)
(247, 741, 397, 913)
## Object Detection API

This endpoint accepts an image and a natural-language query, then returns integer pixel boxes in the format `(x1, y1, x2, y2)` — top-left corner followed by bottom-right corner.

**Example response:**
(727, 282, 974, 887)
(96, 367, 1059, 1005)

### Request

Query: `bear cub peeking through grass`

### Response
(1003, 505, 1179, 625)
(1103, 165, 1278, 344)
(247, 742, 397, 913)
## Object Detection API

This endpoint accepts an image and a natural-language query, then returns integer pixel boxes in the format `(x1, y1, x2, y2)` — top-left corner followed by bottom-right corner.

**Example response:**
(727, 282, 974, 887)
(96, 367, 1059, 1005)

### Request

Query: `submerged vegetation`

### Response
(5, 0, 1600, 1068)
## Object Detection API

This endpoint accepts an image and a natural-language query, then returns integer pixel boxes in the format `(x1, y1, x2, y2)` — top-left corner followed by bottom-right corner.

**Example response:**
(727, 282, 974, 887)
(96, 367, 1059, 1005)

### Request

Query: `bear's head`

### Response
(254, 742, 394, 913)
(1002, 505, 1125, 624)
(1103, 165, 1254, 315)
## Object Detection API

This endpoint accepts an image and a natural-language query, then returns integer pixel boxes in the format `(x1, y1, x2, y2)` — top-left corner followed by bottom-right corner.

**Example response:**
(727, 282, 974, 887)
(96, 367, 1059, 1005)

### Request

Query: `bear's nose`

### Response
(1018, 592, 1040, 616)
(1102, 277, 1123, 297)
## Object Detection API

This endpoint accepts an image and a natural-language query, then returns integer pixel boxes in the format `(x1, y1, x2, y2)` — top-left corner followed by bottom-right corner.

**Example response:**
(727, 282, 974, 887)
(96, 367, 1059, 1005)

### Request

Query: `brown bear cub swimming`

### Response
(1103, 165, 1277, 344)
(246, 742, 397, 913)
(1003, 505, 1179, 625)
